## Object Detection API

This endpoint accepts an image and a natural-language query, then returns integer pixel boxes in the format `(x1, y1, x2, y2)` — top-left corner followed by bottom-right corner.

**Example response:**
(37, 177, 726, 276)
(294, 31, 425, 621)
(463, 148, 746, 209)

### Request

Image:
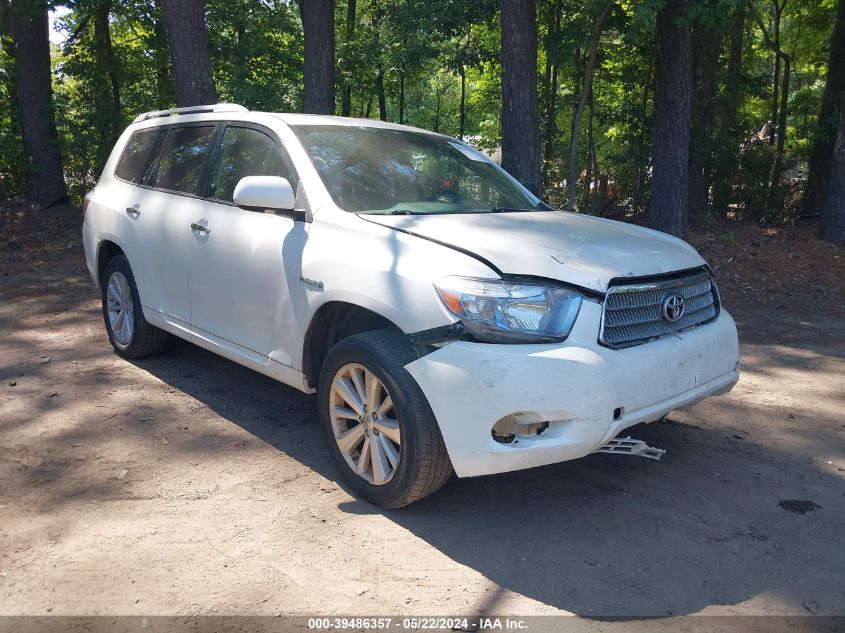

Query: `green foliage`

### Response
(0, 0, 840, 222)
(0, 44, 26, 198)
(207, 0, 303, 110)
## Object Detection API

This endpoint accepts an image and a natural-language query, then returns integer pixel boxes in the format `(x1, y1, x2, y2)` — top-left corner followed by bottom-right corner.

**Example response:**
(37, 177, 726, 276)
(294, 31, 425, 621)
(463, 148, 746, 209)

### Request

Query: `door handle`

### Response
(125, 205, 141, 218)
(190, 222, 211, 234)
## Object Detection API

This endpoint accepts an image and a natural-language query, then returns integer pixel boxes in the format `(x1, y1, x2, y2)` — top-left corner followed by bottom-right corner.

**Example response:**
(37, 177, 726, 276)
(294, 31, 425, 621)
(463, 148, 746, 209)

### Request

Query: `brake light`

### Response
(83, 194, 91, 213)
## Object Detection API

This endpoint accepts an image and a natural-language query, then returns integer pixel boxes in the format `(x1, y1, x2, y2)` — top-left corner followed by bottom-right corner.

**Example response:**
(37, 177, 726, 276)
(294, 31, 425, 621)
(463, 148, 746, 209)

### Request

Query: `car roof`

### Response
(130, 104, 453, 140)
(129, 104, 449, 139)
(269, 112, 443, 137)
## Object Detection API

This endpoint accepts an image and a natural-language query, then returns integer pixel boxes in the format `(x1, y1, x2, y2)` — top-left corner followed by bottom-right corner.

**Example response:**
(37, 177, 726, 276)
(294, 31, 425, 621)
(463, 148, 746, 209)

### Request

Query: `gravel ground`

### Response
(1, 203, 843, 624)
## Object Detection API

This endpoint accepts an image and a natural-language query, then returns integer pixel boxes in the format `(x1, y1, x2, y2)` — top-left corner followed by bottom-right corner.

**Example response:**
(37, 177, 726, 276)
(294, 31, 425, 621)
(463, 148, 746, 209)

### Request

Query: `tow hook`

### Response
(597, 437, 666, 460)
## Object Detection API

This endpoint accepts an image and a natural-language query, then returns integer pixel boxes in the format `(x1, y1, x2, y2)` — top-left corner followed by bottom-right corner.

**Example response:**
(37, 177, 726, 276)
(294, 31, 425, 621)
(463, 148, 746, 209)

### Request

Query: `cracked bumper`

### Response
(405, 302, 740, 478)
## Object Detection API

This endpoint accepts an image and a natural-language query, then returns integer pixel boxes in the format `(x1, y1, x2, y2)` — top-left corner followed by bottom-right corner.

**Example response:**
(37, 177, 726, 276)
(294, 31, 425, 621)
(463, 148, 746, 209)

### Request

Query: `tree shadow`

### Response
(122, 335, 845, 618)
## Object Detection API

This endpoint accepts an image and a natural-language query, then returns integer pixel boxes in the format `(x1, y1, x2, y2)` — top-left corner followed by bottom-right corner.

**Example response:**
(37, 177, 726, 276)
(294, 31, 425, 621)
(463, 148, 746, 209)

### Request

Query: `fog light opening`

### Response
(491, 412, 550, 445)
(613, 407, 624, 421)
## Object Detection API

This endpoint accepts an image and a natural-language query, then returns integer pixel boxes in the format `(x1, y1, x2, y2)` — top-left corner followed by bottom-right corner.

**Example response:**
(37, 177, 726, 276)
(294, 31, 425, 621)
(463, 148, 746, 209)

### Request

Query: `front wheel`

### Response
(318, 330, 452, 508)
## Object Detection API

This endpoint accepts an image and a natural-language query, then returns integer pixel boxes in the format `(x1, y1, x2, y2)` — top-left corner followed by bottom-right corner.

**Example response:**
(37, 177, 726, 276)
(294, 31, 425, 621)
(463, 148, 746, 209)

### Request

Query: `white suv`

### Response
(83, 104, 740, 507)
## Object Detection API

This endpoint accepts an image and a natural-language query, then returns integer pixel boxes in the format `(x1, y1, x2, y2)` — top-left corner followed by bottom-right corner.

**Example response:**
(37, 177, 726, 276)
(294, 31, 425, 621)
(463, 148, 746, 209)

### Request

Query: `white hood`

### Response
(364, 210, 706, 294)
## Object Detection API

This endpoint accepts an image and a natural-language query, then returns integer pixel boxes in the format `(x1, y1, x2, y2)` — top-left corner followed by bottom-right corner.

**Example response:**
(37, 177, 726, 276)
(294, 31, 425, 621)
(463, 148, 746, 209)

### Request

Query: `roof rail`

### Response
(133, 103, 249, 123)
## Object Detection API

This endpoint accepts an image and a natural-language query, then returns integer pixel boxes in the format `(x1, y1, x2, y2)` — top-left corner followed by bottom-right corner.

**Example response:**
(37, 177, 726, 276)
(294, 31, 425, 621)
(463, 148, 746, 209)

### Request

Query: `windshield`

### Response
(290, 125, 544, 215)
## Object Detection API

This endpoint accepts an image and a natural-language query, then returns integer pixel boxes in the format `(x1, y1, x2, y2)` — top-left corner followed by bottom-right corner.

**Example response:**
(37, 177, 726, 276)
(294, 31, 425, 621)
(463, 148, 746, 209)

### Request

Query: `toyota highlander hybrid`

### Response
(82, 104, 740, 507)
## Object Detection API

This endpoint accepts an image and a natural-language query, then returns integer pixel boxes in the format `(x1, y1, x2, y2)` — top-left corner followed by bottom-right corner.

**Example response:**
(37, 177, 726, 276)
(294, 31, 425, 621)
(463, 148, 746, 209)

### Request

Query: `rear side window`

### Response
(114, 129, 158, 183)
(209, 126, 299, 202)
(151, 125, 216, 194)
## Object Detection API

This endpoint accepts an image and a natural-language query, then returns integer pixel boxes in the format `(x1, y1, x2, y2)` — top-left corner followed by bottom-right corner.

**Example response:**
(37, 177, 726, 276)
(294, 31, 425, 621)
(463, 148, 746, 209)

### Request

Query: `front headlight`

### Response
(434, 276, 583, 343)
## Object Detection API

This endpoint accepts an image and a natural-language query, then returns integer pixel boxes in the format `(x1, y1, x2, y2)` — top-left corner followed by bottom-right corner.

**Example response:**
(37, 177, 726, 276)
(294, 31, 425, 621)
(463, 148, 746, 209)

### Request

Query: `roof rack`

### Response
(133, 103, 248, 123)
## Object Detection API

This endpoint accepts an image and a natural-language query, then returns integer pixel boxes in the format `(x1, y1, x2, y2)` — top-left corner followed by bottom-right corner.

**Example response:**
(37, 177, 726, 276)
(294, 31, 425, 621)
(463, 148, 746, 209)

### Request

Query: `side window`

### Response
(152, 125, 216, 194)
(209, 126, 299, 203)
(114, 129, 158, 183)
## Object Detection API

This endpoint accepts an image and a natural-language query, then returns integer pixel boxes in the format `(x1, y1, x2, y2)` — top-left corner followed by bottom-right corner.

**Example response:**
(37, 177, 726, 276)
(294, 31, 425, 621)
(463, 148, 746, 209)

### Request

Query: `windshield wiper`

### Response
(387, 209, 419, 215)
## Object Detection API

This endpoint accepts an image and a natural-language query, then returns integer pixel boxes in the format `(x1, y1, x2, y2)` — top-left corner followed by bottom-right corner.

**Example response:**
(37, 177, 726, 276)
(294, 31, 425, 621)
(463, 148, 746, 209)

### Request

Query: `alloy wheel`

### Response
(329, 363, 401, 485)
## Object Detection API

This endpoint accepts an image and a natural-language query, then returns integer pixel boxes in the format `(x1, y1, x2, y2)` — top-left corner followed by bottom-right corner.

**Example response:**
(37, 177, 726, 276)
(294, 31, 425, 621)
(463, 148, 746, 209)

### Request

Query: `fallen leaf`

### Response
(39, 356, 52, 364)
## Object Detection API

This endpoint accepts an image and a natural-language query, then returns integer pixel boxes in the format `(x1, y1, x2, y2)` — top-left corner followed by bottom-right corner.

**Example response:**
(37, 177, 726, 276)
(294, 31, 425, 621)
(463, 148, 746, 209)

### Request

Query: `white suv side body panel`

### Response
(185, 198, 303, 365)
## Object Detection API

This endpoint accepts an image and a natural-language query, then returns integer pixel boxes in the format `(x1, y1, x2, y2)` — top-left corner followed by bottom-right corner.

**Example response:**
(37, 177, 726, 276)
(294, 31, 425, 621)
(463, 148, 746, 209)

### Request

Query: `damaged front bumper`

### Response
(404, 301, 739, 478)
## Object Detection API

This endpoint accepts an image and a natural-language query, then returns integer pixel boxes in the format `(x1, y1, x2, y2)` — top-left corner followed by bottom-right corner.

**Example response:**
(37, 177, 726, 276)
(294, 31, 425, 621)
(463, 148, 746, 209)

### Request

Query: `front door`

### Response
(187, 124, 307, 367)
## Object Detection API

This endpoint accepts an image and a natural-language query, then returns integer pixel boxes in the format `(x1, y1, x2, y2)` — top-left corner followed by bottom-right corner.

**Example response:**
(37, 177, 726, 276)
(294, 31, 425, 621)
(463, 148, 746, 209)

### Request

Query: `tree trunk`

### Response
(634, 68, 653, 208)
(542, 0, 562, 163)
(711, 4, 745, 216)
(598, 173, 609, 213)
(459, 67, 466, 140)
(152, 0, 174, 109)
(501, 0, 540, 194)
(769, 2, 783, 146)
(688, 21, 719, 222)
(543, 62, 559, 162)
(566, 3, 610, 212)
(301, 0, 335, 114)
(820, 90, 845, 244)
(647, 0, 692, 237)
(585, 88, 596, 210)
(376, 68, 387, 121)
(398, 72, 405, 125)
(770, 52, 790, 193)
(434, 80, 442, 132)
(341, 0, 356, 117)
(10, 0, 67, 206)
(161, 0, 217, 106)
(93, 0, 121, 169)
(232, 18, 247, 99)
(805, 0, 845, 215)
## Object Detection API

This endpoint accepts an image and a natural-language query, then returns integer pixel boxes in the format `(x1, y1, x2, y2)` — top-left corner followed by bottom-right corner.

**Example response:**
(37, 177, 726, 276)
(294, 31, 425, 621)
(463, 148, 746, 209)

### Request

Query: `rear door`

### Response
(186, 123, 307, 367)
(122, 123, 218, 323)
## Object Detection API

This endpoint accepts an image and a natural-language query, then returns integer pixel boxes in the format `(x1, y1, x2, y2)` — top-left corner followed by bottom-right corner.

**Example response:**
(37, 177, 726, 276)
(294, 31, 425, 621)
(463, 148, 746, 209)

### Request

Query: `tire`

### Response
(100, 254, 167, 359)
(318, 329, 453, 508)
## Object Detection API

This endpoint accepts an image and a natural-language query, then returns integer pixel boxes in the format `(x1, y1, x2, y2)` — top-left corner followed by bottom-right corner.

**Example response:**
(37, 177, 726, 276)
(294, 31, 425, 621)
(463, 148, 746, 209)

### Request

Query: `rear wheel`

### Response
(318, 330, 452, 508)
(101, 255, 167, 358)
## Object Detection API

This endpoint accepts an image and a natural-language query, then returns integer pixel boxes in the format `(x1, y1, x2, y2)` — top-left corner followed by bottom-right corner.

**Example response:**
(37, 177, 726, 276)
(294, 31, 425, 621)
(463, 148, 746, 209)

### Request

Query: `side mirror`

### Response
(233, 176, 296, 213)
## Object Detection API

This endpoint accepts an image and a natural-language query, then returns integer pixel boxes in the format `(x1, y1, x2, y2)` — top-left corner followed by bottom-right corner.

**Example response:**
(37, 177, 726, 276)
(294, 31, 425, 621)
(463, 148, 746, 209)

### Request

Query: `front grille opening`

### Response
(600, 270, 719, 348)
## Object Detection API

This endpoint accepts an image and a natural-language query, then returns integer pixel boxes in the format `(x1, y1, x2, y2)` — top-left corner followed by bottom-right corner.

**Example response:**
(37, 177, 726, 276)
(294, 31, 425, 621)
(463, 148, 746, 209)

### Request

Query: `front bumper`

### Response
(405, 301, 739, 478)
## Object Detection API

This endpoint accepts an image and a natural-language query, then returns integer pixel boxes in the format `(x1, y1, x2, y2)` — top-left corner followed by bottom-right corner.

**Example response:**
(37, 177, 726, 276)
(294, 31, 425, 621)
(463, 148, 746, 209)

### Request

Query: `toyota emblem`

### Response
(661, 292, 685, 323)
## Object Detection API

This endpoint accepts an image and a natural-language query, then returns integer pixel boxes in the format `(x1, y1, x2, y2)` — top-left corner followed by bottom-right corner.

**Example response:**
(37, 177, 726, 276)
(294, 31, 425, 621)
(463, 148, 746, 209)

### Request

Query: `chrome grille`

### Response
(600, 270, 719, 348)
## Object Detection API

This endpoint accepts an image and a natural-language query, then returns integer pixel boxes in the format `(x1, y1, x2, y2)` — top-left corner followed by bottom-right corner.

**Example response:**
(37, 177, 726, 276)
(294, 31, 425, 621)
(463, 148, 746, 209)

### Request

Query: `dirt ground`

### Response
(1, 200, 844, 622)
